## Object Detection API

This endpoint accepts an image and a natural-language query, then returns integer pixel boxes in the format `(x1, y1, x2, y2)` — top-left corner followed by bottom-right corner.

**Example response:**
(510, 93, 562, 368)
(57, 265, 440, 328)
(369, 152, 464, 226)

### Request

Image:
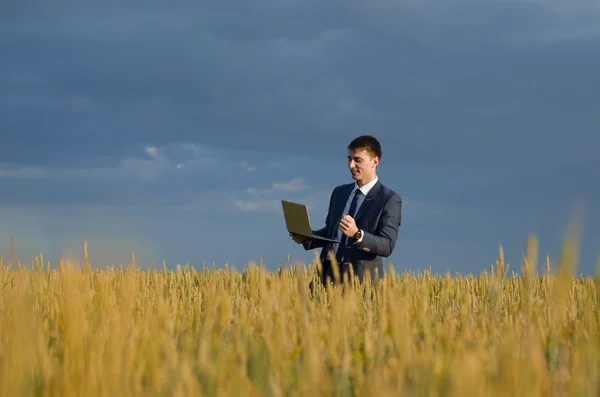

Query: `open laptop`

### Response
(281, 200, 340, 243)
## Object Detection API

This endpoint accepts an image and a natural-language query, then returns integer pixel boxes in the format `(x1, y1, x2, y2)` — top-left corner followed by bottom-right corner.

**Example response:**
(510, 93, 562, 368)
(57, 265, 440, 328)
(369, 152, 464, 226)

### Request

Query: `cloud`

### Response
(231, 199, 281, 213)
(0, 142, 275, 210)
(230, 177, 327, 213)
(0, 0, 595, 173)
(243, 177, 309, 196)
(1, 0, 598, 207)
(144, 145, 158, 159)
(272, 178, 308, 192)
(240, 161, 256, 172)
(0, 166, 52, 179)
(0, 142, 249, 184)
(0, 144, 175, 183)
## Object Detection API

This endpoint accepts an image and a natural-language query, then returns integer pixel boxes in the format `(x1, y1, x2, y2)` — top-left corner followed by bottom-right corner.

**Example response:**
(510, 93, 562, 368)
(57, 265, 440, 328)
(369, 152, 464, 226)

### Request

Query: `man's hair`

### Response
(348, 135, 382, 159)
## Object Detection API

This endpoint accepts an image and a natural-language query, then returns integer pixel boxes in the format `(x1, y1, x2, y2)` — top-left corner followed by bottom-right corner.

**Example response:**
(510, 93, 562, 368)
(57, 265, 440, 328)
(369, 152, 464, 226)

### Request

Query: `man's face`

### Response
(347, 148, 379, 181)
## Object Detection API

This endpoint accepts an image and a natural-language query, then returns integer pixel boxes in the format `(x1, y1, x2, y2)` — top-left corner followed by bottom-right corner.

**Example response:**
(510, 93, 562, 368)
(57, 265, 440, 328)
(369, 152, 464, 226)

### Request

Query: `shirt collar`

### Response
(353, 176, 378, 196)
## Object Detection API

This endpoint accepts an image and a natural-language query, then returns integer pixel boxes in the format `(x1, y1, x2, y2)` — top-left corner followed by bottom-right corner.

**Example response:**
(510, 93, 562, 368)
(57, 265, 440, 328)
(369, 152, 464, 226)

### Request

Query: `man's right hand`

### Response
(290, 232, 311, 244)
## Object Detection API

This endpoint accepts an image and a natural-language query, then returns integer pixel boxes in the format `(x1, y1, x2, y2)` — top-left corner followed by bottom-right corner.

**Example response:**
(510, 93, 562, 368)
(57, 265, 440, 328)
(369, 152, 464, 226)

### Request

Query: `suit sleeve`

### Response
(355, 193, 401, 257)
(302, 187, 336, 250)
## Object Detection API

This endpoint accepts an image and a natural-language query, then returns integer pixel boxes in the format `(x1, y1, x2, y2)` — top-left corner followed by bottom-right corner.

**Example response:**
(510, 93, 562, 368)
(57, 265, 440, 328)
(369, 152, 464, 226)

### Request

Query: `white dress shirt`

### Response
(334, 176, 378, 255)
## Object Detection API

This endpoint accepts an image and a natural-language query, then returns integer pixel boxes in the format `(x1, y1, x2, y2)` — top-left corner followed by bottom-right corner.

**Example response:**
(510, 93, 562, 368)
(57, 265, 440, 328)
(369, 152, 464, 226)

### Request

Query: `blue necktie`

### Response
(336, 189, 361, 263)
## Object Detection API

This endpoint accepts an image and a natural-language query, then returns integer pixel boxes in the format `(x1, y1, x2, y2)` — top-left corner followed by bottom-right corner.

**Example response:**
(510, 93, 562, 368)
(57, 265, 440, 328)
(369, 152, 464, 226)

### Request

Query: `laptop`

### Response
(281, 200, 340, 243)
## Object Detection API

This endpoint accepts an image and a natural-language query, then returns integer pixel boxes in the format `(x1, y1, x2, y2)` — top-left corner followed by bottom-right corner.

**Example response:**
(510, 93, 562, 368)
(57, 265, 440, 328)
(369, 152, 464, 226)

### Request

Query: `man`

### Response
(290, 135, 402, 286)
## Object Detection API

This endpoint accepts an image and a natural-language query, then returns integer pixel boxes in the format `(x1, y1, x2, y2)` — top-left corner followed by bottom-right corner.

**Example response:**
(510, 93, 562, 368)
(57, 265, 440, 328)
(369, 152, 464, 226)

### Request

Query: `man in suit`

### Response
(290, 135, 402, 286)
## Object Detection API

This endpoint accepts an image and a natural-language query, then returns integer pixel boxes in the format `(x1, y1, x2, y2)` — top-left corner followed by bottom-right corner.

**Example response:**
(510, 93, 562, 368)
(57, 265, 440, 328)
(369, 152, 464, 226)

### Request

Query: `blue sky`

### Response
(1, 1, 599, 276)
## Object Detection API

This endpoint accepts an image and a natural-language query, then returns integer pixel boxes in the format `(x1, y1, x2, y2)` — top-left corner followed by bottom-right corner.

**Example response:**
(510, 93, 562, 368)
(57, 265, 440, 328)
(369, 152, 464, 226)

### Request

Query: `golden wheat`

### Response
(1, 234, 599, 396)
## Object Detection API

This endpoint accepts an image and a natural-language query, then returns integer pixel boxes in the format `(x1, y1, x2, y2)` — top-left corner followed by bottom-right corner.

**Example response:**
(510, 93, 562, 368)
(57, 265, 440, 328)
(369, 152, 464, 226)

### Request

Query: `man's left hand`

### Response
(339, 215, 359, 238)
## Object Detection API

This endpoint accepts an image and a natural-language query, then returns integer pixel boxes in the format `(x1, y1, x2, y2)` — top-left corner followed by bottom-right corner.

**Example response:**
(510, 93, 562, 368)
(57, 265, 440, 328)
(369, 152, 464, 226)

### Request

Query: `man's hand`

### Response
(290, 232, 311, 244)
(339, 215, 359, 238)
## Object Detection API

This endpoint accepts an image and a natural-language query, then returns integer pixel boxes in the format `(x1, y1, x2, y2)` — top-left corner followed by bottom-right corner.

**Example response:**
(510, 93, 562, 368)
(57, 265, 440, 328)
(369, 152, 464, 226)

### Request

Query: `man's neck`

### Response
(356, 175, 377, 188)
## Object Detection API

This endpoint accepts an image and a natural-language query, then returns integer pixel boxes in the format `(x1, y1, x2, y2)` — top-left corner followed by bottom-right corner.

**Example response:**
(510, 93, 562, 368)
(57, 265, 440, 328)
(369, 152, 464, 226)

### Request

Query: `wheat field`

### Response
(1, 233, 599, 397)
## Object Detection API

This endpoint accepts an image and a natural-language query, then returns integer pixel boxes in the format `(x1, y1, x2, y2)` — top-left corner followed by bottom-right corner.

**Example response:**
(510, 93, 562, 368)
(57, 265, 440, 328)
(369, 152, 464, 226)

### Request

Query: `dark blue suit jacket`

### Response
(303, 180, 402, 282)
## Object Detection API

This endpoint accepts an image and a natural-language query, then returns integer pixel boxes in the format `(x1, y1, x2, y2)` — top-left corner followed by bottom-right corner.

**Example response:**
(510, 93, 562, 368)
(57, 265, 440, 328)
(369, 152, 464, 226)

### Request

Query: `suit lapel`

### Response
(354, 181, 381, 222)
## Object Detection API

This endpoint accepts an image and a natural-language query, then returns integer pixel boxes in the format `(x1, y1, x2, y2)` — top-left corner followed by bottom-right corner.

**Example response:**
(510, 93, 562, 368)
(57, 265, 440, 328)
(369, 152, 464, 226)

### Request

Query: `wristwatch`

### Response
(351, 229, 362, 242)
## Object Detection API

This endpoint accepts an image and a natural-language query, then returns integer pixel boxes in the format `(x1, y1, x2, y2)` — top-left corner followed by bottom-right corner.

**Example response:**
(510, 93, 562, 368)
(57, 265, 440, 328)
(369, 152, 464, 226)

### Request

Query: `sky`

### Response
(1, 0, 599, 276)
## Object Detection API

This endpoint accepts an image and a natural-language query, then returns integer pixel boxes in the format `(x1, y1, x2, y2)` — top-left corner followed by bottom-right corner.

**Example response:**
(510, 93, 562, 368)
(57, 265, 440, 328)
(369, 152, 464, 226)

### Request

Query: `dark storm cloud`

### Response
(2, 0, 599, 171)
